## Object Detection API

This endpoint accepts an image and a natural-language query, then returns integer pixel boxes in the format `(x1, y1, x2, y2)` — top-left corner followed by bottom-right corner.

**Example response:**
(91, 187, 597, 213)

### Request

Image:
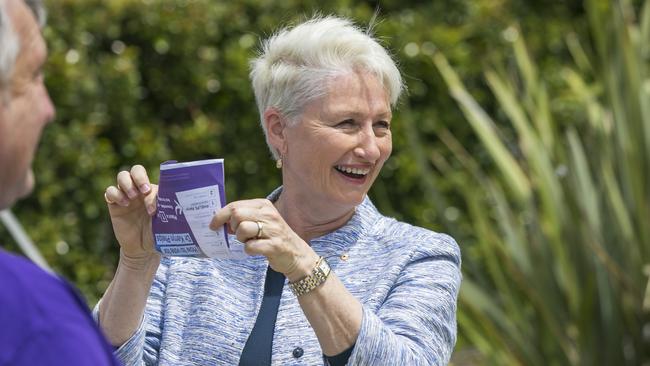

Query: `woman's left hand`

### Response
(209, 199, 318, 279)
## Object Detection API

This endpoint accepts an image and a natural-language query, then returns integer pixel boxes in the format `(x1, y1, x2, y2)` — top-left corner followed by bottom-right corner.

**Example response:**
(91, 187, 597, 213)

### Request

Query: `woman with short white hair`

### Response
(100, 15, 461, 366)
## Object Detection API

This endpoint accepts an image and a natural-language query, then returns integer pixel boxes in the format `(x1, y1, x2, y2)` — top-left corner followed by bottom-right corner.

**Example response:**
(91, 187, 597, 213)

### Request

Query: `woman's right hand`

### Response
(101, 164, 161, 346)
(104, 164, 159, 259)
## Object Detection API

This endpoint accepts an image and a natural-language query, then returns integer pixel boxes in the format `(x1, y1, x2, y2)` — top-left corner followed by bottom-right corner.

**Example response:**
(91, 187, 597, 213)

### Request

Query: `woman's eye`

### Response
(336, 119, 355, 128)
(374, 121, 390, 129)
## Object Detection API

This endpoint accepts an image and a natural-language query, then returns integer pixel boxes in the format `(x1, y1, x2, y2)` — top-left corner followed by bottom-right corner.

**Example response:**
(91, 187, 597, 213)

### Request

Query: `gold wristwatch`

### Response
(289, 256, 331, 297)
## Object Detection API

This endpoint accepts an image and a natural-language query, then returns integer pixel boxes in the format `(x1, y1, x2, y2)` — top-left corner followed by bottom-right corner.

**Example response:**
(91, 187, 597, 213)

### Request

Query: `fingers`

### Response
(209, 204, 232, 231)
(130, 165, 152, 195)
(227, 206, 262, 233)
(105, 185, 129, 207)
(117, 170, 139, 199)
(106, 165, 156, 215)
(241, 238, 273, 256)
(115, 165, 152, 199)
(234, 220, 263, 243)
(210, 199, 272, 230)
(211, 199, 311, 275)
(143, 184, 158, 215)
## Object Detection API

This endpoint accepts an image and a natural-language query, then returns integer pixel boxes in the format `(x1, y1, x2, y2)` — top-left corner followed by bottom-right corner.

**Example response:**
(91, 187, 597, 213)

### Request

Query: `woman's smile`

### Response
(333, 164, 371, 184)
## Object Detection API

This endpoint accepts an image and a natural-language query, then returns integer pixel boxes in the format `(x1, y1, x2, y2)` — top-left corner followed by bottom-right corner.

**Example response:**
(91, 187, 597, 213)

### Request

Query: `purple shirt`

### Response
(0, 249, 120, 365)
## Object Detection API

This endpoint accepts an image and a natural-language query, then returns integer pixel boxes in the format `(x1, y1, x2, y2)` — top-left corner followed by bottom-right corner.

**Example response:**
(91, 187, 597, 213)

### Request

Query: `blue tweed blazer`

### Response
(97, 193, 461, 365)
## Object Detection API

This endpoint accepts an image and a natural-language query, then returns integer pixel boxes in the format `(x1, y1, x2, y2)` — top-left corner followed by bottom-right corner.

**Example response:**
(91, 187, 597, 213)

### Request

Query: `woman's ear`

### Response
(263, 108, 287, 156)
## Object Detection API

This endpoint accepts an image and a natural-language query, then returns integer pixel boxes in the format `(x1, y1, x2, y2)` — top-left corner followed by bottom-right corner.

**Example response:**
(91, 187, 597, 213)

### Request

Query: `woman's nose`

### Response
(353, 128, 381, 162)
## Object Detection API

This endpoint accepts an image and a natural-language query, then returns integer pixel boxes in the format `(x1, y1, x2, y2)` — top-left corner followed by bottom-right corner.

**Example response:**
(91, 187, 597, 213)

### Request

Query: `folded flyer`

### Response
(152, 159, 245, 259)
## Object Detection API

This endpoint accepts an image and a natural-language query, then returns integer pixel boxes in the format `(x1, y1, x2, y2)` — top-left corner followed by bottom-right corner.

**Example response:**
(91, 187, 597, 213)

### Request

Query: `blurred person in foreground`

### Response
(0, 0, 120, 364)
(99, 15, 461, 365)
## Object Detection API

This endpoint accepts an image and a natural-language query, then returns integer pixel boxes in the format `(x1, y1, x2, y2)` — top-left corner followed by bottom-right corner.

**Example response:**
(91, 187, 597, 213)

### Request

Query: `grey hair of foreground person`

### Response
(249, 15, 404, 160)
(0, 0, 46, 94)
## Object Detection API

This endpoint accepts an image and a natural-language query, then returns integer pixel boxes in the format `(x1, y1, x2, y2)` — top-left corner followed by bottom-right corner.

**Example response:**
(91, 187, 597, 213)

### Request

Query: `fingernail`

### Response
(119, 199, 130, 207)
(139, 184, 151, 194)
(146, 205, 156, 215)
(127, 189, 138, 199)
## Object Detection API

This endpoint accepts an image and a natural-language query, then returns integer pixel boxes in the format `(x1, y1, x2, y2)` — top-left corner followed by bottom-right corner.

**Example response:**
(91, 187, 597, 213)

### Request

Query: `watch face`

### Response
(319, 258, 330, 273)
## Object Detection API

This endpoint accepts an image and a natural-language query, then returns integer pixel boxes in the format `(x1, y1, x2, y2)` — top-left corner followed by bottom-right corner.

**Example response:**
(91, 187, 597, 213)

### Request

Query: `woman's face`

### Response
(281, 71, 392, 212)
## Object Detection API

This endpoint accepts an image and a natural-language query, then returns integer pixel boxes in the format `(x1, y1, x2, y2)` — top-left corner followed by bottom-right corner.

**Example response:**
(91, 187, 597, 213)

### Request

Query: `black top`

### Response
(239, 266, 354, 365)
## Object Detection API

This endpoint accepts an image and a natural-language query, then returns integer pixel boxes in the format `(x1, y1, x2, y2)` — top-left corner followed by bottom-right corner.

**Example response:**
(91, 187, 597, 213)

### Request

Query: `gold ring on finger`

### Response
(255, 221, 264, 239)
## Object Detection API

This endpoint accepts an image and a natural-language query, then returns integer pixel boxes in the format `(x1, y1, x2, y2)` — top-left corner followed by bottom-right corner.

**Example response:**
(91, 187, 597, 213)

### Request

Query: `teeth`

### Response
(336, 165, 370, 175)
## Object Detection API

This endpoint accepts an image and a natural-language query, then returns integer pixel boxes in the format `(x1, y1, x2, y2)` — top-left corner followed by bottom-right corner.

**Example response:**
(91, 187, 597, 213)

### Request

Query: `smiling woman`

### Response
(274, 70, 393, 213)
(97, 15, 462, 366)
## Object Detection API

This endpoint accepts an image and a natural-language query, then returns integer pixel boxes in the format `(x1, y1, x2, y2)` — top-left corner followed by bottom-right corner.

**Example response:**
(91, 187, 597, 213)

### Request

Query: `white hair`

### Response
(0, 1, 20, 97)
(0, 0, 46, 100)
(250, 15, 404, 159)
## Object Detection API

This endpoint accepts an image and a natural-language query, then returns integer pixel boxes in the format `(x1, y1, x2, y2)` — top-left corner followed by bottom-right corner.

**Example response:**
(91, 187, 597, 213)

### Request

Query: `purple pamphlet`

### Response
(152, 159, 245, 258)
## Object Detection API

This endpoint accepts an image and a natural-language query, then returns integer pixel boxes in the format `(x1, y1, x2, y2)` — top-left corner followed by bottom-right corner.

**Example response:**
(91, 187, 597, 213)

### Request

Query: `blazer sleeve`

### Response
(348, 233, 461, 366)
(94, 256, 171, 366)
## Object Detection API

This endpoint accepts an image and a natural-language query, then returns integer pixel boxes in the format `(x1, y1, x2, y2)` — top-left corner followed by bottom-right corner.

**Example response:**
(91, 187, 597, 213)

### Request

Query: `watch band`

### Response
(289, 256, 331, 297)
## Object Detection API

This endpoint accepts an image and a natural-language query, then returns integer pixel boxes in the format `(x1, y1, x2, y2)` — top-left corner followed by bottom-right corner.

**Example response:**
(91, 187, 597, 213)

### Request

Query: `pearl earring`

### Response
(276, 159, 283, 169)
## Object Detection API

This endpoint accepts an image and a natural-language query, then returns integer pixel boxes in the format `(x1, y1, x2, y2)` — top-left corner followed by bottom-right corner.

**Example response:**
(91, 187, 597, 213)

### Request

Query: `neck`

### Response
(274, 190, 356, 242)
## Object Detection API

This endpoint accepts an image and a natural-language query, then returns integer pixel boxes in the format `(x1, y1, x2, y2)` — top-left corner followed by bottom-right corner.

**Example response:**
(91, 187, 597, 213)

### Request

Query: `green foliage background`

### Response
(2, 0, 648, 364)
